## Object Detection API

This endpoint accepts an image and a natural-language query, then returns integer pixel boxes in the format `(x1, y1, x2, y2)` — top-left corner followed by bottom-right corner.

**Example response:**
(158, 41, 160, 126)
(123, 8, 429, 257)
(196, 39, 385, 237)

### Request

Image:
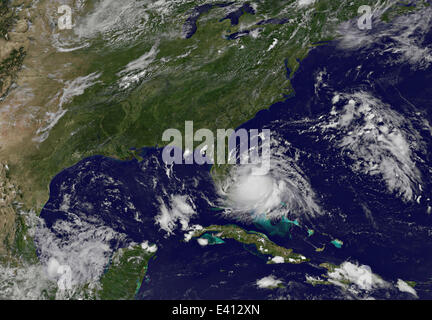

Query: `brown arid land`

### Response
(0, 0, 91, 255)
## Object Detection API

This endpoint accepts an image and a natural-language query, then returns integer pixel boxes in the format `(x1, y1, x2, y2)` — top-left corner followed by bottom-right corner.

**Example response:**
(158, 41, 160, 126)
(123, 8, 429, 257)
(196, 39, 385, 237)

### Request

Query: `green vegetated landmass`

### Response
(308, 262, 388, 288)
(271, 283, 286, 289)
(306, 263, 345, 286)
(0, 46, 25, 76)
(0, 0, 26, 99)
(0, 214, 37, 266)
(0, 0, 13, 38)
(23, 0, 399, 210)
(9, 214, 38, 264)
(306, 262, 348, 286)
(0, 47, 25, 96)
(319, 262, 338, 273)
(306, 278, 332, 286)
(193, 224, 308, 263)
(97, 245, 156, 300)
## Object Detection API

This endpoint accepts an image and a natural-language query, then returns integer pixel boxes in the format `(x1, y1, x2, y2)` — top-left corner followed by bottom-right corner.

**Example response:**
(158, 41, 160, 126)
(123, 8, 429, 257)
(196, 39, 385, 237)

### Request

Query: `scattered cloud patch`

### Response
(35, 72, 101, 143)
(155, 195, 197, 236)
(218, 133, 320, 223)
(117, 43, 159, 89)
(396, 279, 418, 298)
(297, 0, 316, 7)
(267, 38, 278, 51)
(270, 256, 285, 264)
(338, 5, 432, 70)
(141, 240, 158, 253)
(256, 275, 283, 289)
(184, 224, 203, 242)
(319, 91, 422, 201)
(328, 261, 388, 291)
(197, 238, 209, 246)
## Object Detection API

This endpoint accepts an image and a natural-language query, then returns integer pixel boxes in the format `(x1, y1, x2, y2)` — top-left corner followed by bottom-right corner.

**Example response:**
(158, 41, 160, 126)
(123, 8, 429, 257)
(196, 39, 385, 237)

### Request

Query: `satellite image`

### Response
(0, 0, 431, 302)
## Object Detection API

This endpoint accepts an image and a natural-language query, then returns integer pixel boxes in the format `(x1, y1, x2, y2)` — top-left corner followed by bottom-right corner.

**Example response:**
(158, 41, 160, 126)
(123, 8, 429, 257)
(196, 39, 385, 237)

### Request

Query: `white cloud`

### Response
(319, 91, 422, 201)
(256, 275, 283, 289)
(34, 72, 101, 143)
(30, 211, 127, 299)
(328, 261, 388, 291)
(117, 43, 159, 89)
(396, 279, 418, 298)
(141, 240, 158, 253)
(338, 5, 432, 70)
(184, 224, 203, 242)
(217, 133, 320, 223)
(197, 238, 209, 246)
(297, 0, 315, 7)
(267, 38, 278, 52)
(0, 261, 56, 300)
(0, 209, 128, 299)
(155, 195, 197, 235)
(51, 0, 150, 50)
(270, 256, 285, 264)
